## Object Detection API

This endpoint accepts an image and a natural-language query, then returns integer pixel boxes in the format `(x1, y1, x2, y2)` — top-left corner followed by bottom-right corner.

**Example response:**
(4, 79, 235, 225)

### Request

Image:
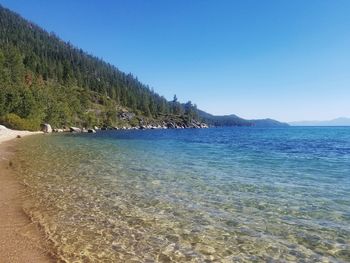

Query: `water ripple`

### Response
(12, 127, 350, 262)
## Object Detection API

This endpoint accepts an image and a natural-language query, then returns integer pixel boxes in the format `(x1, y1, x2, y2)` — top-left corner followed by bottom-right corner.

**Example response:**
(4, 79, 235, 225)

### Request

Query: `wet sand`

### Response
(0, 133, 53, 262)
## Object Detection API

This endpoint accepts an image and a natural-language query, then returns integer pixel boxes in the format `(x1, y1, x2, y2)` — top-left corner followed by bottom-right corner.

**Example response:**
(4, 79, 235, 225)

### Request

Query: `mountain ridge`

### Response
(198, 110, 288, 127)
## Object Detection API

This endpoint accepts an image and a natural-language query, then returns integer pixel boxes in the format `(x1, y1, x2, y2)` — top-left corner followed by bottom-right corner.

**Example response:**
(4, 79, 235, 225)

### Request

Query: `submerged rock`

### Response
(195, 244, 216, 255)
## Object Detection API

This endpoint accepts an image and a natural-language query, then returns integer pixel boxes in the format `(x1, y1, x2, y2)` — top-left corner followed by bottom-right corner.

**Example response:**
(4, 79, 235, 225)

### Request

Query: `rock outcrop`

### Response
(40, 123, 52, 133)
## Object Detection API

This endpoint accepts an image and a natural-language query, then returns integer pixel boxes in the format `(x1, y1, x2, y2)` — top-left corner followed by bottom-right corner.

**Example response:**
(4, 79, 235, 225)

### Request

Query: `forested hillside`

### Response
(197, 110, 252, 126)
(198, 110, 289, 127)
(0, 5, 199, 130)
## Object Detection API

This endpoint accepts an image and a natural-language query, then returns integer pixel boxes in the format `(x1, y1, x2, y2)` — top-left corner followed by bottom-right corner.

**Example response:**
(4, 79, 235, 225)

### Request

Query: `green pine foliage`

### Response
(0, 5, 198, 130)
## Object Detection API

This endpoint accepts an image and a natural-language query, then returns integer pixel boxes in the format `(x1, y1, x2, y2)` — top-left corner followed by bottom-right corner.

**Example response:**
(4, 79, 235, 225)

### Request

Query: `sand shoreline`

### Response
(0, 125, 43, 145)
(0, 127, 53, 262)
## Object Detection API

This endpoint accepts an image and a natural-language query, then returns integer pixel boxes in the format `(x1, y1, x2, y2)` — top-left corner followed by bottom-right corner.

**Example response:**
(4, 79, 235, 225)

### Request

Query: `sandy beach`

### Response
(0, 125, 43, 144)
(0, 126, 52, 263)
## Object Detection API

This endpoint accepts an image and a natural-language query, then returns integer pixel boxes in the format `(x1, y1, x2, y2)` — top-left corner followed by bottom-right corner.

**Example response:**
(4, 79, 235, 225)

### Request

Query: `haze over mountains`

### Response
(289, 117, 350, 126)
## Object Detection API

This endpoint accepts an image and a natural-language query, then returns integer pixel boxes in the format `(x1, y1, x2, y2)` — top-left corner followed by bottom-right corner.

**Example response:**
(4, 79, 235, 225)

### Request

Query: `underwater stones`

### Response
(41, 123, 52, 133)
(157, 253, 172, 262)
(195, 244, 216, 255)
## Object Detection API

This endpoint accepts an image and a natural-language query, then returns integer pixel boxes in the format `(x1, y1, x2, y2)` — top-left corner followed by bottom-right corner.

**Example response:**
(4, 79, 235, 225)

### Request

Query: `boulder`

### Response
(88, 129, 96, 133)
(41, 123, 52, 133)
(70, 127, 81, 133)
(166, 122, 175, 129)
(119, 112, 135, 121)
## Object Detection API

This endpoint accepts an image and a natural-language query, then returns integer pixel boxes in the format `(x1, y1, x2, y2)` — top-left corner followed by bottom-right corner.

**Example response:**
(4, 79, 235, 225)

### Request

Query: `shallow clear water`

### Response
(13, 127, 350, 262)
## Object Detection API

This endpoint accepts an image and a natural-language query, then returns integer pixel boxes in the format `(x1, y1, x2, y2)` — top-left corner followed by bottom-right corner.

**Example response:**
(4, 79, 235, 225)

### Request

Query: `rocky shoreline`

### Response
(43, 119, 209, 134)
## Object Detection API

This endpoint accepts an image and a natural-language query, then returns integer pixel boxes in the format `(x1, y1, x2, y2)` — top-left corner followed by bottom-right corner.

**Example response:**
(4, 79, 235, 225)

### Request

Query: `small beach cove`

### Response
(0, 128, 54, 262)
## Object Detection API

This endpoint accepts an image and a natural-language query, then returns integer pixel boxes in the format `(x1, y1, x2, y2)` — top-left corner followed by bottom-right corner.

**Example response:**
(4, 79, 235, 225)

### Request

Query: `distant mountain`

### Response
(250, 118, 289, 127)
(289, 117, 350, 126)
(197, 110, 251, 126)
(198, 110, 289, 127)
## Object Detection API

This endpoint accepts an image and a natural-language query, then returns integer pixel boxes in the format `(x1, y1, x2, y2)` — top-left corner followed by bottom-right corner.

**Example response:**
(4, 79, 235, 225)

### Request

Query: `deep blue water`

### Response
(15, 127, 350, 262)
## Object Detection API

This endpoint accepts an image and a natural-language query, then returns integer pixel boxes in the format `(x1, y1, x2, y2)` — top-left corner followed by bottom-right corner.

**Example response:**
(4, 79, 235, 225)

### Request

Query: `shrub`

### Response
(0, 113, 40, 131)
(129, 117, 140, 127)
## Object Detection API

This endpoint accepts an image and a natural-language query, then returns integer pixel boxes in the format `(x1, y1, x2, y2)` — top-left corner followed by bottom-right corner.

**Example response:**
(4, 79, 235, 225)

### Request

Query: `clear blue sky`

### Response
(1, 0, 350, 122)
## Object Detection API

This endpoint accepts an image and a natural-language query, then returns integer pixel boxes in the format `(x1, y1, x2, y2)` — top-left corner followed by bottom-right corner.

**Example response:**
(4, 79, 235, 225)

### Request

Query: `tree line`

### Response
(0, 5, 198, 130)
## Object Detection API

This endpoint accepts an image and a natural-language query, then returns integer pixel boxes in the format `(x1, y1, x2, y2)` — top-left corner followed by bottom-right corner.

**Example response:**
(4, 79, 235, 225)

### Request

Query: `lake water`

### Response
(13, 127, 350, 262)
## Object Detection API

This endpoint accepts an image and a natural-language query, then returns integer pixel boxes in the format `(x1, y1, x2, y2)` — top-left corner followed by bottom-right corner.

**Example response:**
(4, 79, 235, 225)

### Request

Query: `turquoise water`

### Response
(14, 127, 350, 262)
